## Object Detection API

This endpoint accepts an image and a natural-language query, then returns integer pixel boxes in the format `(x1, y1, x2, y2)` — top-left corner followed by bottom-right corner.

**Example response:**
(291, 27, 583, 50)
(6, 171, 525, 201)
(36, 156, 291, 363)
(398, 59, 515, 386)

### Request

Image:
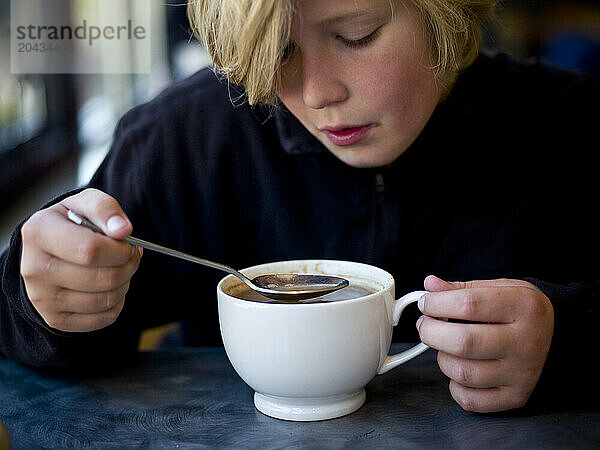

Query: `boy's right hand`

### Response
(20, 188, 142, 332)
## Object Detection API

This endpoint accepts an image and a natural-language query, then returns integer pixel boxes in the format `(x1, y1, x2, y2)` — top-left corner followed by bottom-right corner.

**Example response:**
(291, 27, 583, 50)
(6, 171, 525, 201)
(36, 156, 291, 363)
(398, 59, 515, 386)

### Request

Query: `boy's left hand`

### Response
(416, 275, 554, 413)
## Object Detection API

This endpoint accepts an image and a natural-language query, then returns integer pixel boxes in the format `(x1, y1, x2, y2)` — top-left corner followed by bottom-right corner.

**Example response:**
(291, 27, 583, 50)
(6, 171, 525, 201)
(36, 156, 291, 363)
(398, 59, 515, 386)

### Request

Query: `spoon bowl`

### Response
(67, 210, 349, 301)
(250, 273, 349, 301)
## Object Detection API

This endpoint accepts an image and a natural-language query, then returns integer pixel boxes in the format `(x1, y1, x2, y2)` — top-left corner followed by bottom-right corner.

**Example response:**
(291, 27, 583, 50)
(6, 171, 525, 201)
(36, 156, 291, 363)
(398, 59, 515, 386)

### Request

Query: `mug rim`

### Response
(217, 259, 394, 307)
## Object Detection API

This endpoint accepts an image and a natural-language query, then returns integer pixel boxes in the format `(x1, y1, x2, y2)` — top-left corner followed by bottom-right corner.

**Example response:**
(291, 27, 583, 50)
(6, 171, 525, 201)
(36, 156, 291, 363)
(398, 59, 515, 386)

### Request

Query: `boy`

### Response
(1, 0, 598, 413)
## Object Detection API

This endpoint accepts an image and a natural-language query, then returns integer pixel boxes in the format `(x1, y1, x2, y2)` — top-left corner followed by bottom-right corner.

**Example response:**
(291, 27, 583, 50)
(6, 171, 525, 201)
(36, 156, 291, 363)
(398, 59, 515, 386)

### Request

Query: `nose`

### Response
(301, 52, 349, 110)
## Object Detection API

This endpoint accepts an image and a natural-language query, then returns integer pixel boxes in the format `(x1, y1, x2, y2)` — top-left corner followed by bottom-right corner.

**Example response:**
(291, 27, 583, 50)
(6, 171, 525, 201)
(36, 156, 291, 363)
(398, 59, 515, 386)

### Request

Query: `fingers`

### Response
(24, 207, 134, 269)
(61, 188, 133, 239)
(417, 315, 510, 359)
(423, 274, 528, 292)
(420, 275, 538, 323)
(449, 381, 529, 413)
(436, 351, 532, 412)
(54, 282, 131, 314)
(20, 188, 141, 332)
(43, 298, 127, 333)
(418, 275, 554, 413)
(23, 247, 142, 328)
(419, 286, 518, 323)
(26, 248, 141, 293)
(437, 351, 531, 413)
(437, 351, 506, 388)
(419, 275, 551, 325)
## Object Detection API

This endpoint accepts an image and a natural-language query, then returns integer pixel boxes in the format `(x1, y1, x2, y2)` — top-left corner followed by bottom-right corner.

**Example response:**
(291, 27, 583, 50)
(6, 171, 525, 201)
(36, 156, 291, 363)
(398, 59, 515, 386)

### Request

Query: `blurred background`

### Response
(1, 0, 600, 250)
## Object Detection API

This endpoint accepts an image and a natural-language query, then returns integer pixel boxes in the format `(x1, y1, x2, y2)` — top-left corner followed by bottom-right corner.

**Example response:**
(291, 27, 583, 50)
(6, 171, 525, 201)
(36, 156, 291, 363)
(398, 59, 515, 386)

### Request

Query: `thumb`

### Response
(61, 188, 132, 239)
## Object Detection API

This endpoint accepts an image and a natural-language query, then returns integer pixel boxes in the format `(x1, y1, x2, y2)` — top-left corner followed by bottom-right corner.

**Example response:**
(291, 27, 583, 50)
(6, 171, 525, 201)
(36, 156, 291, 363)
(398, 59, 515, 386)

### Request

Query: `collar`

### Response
(272, 106, 328, 155)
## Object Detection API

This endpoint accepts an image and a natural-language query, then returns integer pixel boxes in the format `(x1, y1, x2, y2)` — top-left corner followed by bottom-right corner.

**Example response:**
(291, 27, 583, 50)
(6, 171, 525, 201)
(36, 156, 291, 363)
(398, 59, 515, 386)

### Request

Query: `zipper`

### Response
(375, 172, 385, 194)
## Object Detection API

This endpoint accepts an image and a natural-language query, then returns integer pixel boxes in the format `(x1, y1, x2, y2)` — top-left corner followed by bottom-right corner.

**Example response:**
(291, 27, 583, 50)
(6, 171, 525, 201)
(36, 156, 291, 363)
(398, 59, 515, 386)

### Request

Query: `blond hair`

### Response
(187, 0, 497, 105)
(408, 0, 497, 78)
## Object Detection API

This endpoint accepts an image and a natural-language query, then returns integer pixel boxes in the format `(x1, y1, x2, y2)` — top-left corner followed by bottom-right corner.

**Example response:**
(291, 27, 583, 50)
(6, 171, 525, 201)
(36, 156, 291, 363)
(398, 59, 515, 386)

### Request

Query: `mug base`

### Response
(254, 390, 366, 421)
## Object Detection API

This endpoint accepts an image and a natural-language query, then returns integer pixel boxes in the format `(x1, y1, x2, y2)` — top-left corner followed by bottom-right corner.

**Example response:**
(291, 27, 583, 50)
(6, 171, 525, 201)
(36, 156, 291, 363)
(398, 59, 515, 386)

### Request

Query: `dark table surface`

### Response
(1, 344, 599, 449)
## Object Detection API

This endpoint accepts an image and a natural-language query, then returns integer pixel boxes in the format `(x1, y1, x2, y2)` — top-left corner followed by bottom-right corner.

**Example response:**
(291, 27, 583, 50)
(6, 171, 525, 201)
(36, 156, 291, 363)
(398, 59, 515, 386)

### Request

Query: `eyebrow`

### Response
(318, 9, 388, 27)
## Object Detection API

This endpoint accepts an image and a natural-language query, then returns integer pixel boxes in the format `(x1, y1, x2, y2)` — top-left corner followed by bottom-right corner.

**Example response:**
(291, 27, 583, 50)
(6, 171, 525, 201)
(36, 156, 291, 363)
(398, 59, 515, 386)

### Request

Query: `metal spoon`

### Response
(66, 210, 348, 301)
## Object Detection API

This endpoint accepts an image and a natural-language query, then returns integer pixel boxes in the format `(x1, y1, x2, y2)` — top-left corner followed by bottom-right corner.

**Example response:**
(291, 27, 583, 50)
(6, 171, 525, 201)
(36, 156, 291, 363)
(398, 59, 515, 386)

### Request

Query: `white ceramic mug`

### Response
(217, 259, 429, 421)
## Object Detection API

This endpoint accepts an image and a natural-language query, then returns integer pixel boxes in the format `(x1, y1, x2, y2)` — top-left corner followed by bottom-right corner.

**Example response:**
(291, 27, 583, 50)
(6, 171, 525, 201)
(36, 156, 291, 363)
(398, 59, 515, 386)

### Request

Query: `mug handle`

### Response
(377, 290, 429, 375)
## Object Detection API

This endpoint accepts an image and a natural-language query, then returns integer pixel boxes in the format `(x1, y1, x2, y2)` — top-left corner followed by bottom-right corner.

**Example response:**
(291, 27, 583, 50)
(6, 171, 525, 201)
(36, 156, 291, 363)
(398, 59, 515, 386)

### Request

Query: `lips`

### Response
(321, 124, 374, 147)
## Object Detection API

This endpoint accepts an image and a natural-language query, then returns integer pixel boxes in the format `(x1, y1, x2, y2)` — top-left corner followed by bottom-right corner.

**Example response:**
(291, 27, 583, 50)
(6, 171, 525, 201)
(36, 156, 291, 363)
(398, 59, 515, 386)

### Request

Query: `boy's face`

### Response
(276, 0, 442, 168)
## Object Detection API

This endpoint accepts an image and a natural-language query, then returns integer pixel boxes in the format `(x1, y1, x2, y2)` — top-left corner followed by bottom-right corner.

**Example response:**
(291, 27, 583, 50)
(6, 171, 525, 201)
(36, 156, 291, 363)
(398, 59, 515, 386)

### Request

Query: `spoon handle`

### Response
(66, 210, 239, 277)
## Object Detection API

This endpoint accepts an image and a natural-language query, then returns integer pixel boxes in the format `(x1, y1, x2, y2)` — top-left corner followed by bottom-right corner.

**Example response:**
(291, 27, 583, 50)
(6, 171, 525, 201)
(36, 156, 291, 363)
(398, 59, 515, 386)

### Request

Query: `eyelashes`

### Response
(280, 26, 382, 64)
(336, 27, 381, 49)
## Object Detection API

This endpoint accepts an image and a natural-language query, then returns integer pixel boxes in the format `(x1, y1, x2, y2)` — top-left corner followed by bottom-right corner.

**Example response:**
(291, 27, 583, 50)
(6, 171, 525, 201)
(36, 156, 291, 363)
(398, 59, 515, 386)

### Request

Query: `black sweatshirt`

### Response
(1, 52, 599, 407)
